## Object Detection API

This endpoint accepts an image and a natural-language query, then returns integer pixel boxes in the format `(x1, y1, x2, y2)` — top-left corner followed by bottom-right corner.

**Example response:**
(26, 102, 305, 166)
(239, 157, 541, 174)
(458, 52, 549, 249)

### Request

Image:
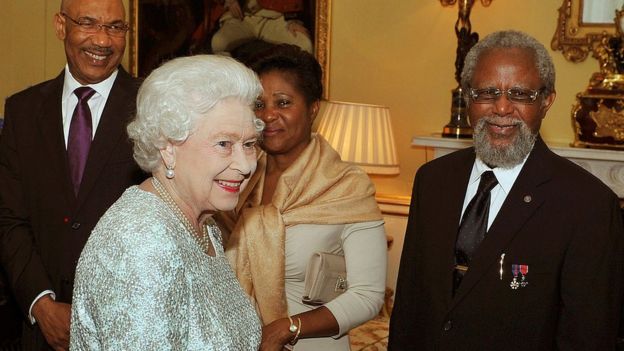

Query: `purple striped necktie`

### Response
(68, 87, 96, 195)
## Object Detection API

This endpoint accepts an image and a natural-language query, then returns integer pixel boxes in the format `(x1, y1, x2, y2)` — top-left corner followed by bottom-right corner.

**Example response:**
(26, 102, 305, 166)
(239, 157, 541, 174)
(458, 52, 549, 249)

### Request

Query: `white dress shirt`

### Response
(61, 65, 118, 147)
(460, 154, 530, 230)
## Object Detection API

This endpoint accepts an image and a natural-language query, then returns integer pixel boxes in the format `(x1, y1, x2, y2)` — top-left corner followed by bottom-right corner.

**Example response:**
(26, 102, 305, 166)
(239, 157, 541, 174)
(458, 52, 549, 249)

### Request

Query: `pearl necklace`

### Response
(151, 177, 213, 254)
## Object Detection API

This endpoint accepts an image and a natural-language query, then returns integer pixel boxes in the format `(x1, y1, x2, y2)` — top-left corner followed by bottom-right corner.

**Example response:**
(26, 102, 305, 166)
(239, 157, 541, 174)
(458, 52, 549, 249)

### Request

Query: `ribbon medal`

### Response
(519, 264, 529, 287)
(510, 264, 520, 290)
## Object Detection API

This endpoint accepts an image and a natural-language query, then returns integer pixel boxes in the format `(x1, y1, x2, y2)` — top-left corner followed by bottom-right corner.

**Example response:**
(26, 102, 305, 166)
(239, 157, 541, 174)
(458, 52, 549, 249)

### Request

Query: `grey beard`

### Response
(473, 116, 536, 169)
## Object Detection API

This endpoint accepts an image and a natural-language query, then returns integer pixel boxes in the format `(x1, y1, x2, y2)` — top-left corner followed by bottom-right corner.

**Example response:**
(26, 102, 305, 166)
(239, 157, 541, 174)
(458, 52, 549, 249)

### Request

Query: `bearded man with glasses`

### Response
(0, 0, 146, 349)
(389, 30, 624, 351)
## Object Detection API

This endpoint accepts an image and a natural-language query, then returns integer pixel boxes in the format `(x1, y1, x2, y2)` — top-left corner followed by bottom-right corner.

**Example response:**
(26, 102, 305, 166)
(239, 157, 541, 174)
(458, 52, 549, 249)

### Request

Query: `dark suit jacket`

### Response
(389, 136, 624, 351)
(0, 68, 146, 350)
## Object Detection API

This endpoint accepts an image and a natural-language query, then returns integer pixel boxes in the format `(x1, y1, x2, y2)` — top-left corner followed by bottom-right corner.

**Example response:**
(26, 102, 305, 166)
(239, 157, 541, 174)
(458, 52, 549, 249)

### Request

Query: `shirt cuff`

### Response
(29, 290, 56, 324)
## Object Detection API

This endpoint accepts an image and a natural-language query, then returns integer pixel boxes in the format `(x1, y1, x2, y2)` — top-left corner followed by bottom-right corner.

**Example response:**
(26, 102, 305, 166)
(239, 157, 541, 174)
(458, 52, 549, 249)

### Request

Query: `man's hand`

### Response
(31, 295, 71, 351)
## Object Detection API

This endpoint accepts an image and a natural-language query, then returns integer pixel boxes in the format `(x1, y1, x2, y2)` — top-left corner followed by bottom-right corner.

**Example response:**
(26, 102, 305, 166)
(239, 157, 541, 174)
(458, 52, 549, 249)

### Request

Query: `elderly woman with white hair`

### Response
(69, 55, 264, 350)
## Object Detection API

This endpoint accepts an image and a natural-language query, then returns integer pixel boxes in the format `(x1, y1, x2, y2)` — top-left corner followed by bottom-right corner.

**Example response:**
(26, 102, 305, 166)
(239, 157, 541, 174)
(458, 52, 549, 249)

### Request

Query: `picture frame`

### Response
(551, 0, 621, 63)
(128, 0, 331, 99)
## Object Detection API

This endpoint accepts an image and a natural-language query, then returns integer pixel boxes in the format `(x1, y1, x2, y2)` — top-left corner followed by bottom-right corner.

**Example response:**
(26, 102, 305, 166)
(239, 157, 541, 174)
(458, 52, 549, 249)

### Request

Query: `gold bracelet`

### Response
(287, 316, 302, 345)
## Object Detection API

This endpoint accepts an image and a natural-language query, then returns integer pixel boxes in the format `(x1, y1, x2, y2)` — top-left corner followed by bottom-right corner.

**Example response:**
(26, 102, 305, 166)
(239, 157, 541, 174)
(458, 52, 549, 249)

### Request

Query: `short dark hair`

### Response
(250, 44, 323, 104)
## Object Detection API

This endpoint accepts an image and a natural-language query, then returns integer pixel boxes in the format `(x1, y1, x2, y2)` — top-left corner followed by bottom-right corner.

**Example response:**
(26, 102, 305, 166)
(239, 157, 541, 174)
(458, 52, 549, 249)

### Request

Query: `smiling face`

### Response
(254, 70, 319, 164)
(55, 0, 126, 84)
(162, 97, 259, 215)
(467, 48, 555, 167)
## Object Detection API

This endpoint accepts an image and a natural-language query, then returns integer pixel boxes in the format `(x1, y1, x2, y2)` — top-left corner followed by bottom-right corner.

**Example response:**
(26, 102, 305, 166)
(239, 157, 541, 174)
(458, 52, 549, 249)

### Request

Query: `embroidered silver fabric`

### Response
(70, 186, 261, 350)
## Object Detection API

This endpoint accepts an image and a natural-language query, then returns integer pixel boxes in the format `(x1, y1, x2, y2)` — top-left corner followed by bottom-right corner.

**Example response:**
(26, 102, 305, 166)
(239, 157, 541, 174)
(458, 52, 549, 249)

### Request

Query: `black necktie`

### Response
(455, 170, 499, 266)
(68, 87, 96, 195)
(453, 171, 498, 293)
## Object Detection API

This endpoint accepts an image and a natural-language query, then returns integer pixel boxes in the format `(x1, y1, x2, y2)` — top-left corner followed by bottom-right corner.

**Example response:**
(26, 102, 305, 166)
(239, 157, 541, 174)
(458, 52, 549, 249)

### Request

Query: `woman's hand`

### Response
(260, 318, 293, 351)
(260, 307, 340, 350)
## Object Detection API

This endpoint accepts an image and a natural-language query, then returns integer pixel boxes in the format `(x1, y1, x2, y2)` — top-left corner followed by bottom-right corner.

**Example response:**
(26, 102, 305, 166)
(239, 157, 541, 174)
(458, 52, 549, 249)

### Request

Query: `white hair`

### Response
(127, 55, 263, 172)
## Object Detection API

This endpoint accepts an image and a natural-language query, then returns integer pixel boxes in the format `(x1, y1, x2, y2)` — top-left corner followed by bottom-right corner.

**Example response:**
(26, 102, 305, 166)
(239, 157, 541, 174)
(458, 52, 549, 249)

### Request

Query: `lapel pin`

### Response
(499, 253, 505, 280)
(523, 195, 532, 203)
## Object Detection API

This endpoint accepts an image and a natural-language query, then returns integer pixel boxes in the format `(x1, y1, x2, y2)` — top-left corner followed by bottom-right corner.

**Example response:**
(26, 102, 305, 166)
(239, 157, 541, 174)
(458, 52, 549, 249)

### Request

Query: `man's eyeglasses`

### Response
(468, 87, 544, 104)
(61, 13, 129, 38)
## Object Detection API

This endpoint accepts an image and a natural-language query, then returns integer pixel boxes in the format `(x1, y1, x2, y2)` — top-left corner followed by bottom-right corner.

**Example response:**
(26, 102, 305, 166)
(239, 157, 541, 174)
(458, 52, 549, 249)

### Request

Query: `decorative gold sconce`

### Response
(440, 0, 493, 139)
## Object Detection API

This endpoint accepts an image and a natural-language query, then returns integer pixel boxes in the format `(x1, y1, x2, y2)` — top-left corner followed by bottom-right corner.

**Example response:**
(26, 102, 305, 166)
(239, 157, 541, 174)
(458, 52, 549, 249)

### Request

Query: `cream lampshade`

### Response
(315, 100, 399, 175)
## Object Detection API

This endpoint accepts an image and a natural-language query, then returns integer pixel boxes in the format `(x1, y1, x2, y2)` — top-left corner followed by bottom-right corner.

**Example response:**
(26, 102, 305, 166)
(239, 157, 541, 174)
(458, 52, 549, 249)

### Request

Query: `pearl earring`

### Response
(165, 165, 175, 179)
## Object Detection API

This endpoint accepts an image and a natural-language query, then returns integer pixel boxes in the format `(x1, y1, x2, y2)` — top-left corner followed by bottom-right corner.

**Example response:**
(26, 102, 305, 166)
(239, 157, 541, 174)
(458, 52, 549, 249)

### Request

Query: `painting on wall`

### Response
(128, 0, 331, 96)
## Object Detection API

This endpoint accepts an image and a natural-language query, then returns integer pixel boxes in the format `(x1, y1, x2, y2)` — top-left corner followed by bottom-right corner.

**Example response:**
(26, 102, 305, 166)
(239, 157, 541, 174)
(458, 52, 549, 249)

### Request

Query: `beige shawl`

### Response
(225, 134, 383, 324)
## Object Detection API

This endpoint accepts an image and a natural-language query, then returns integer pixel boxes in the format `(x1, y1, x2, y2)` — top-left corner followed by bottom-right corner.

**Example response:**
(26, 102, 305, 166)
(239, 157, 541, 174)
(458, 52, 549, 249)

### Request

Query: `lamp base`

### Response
(442, 87, 472, 139)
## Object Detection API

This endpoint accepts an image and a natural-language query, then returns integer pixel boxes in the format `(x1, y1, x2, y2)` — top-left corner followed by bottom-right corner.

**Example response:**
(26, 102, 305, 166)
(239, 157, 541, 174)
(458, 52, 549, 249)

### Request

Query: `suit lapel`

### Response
(76, 69, 136, 209)
(38, 72, 76, 207)
(449, 137, 553, 309)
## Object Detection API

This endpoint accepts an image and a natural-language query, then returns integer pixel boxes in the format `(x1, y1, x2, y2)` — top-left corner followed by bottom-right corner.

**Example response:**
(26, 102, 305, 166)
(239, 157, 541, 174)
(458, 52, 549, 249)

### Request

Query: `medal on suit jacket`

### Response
(510, 264, 520, 289)
(520, 265, 529, 287)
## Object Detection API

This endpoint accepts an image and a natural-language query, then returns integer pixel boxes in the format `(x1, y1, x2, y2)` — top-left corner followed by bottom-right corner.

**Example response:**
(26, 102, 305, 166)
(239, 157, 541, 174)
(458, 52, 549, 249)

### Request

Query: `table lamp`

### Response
(316, 100, 399, 175)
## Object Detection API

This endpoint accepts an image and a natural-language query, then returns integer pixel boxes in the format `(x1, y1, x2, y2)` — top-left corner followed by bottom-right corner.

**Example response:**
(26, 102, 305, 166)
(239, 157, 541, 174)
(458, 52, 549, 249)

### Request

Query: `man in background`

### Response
(389, 30, 624, 350)
(0, 0, 145, 349)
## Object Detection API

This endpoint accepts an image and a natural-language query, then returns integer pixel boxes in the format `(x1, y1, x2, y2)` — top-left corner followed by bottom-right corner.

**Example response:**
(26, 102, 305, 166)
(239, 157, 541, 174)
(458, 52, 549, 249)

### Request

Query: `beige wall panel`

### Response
(1, 1, 47, 115)
(45, 0, 65, 79)
(384, 213, 408, 294)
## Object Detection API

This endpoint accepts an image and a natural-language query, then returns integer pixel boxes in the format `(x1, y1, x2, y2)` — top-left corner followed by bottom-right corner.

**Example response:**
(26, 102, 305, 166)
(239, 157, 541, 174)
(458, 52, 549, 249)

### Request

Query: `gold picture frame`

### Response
(128, 0, 331, 99)
(551, 0, 620, 63)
